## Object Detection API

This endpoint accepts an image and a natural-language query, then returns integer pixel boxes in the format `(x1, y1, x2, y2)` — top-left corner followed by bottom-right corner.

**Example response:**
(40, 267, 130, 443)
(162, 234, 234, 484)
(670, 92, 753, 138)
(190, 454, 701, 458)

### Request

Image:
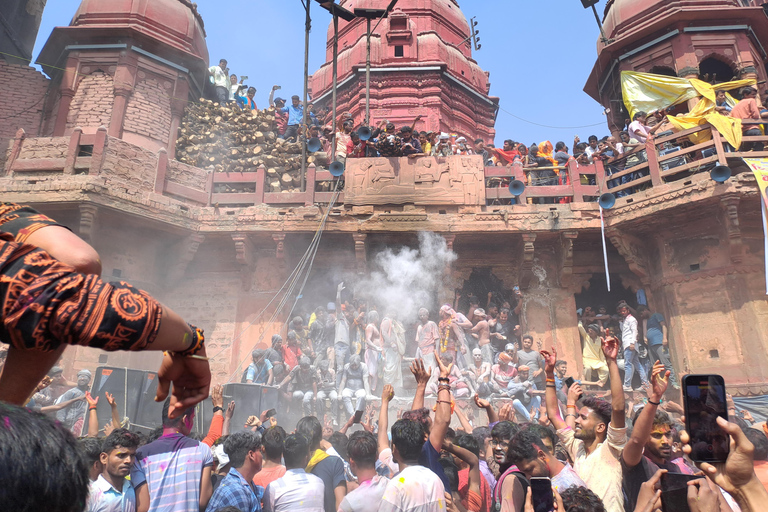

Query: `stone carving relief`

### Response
(345, 155, 485, 206)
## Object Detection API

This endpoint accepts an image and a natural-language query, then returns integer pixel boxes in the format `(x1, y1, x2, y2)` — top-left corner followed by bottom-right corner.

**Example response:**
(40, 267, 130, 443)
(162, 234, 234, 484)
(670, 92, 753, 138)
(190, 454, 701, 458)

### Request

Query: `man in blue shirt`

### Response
(638, 305, 679, 389)
(280, 95, 304, 142)
(244, 349, 274, 384)
(206, 431, 265, 512)
(87, 428, 140, 512)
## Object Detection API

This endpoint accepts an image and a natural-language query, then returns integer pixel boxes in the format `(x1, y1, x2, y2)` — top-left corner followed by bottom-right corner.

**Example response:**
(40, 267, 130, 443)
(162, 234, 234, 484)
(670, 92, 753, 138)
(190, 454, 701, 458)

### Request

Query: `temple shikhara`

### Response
(2, 0, 768, 406)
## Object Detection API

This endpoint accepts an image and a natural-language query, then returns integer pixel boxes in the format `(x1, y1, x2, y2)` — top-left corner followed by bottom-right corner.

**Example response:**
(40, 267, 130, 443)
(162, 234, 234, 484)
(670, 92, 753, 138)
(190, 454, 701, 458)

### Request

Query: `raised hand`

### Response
(649, 360, 670, 401)
(226, 400, 236, 419)
(567, 382, 583, 405)
(474, 394, 491, 409)
(540, 348, 557, 374)
(105, 391, 117, 407)
(36, 376, 53, 392)
(498, 403, 514, 422)
(211, 384, 223, 409)
(382, 383, 394, 402)
(410, 358, 431, 386)
(155, 349, 211, 419)
(103, 420, 115, 436)
(245, 415, 261, 427)
(601, 335, 620, 360)
(435, 355, 453, 379)
(85, 391, 98, 408)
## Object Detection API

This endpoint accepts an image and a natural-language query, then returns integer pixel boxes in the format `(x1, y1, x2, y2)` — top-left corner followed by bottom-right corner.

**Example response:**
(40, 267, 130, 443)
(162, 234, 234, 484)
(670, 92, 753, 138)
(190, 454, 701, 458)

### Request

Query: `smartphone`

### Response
(353, 410, 364, 424)
(265, 409, 277, 419)
(660, 473, 700, 512)
(683, 374, 729, 462)
(530, 477, 554, 512)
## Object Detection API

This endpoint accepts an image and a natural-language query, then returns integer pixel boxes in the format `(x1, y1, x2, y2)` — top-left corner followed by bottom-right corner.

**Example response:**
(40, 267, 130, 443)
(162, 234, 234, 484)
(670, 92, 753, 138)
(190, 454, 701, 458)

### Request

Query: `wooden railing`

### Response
(4, 121, 768, 209)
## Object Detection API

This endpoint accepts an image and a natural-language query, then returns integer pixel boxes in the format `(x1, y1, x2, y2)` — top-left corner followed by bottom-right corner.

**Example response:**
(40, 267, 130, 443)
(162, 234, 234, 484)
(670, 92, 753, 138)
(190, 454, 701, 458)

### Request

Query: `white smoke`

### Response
(355, 232, 456, 323)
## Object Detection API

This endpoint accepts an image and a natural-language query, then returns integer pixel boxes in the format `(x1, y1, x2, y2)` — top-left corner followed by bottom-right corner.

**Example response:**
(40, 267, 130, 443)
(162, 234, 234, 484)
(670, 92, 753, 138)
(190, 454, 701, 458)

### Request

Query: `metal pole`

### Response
(365, 17, 371, 125)
(591, 4, 609, 43)
(332, 15, 338, 145)
(301, 0, 311, 192)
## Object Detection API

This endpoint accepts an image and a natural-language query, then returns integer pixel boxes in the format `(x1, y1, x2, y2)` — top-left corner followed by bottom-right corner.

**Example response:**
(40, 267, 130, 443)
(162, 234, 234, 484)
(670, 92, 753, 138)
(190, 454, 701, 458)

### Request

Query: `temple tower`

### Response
(583, 0, 768, 132)
(310, 0, 498, 142)
(36, 0, 209, 154)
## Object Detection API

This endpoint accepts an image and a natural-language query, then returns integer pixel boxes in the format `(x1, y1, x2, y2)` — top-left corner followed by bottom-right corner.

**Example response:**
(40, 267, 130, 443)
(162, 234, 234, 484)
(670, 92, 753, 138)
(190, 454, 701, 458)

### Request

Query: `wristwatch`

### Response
(212, 406, 223, 413)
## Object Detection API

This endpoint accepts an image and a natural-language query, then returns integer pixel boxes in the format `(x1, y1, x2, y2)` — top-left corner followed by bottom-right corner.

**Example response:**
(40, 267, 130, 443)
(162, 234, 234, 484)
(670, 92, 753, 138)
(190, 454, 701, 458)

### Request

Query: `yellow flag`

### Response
(743, 158, 768, 213)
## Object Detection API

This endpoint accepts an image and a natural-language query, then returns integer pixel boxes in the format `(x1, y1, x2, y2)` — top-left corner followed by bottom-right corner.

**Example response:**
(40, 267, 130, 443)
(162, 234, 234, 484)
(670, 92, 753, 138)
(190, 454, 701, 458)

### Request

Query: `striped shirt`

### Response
(130, 433, 213, 512)
(263, 468, 325, 512)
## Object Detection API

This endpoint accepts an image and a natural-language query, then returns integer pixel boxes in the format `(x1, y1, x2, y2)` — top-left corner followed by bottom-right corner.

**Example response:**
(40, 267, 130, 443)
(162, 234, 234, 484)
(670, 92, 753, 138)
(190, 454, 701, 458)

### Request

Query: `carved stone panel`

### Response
(344, 155, 485, 206)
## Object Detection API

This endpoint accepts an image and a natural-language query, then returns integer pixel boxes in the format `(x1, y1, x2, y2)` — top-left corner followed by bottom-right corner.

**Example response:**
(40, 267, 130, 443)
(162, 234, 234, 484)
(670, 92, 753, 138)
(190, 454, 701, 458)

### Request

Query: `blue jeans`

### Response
(512, 396, 541, 421)
(648, 344, 679, 388)
(623, 347, 649, 388)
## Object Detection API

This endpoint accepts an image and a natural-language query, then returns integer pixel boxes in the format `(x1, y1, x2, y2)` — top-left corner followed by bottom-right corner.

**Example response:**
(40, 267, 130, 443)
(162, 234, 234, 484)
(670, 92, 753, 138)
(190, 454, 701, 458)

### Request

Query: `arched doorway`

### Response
(698, 55, 736, 83)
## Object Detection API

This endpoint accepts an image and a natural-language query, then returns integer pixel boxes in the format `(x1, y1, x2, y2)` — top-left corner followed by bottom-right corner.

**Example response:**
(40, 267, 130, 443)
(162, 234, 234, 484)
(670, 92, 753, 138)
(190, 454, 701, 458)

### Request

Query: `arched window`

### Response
(698, 56, 735, 83)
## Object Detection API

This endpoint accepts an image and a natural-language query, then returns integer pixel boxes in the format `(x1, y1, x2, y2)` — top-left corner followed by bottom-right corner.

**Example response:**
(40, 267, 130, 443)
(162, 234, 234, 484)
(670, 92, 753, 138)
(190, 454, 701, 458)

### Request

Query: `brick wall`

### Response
(0, 60, 50, 138)
(66, 72, 114, 131)
(123, 78, 172, 148)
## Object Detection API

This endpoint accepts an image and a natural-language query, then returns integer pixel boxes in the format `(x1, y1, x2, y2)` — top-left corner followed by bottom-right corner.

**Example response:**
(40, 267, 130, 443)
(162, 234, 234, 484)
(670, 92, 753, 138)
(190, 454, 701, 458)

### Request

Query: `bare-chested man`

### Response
(471, 308, 492, 363)
(415, 307, 439, 370)
(463, 347, 491, 395)
(364, 310, 382, 393)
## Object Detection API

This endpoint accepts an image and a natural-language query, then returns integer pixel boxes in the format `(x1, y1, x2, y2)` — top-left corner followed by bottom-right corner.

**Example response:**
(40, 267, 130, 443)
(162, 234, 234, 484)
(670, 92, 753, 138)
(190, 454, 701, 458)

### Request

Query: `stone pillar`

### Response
(78, 204, 99, 245)
(352, 233, 367, 275)
(53, 54, 80, 136)
(168, 78, 190, 159)
(108, 51, 138, 138)
(678, 67, 700, 111)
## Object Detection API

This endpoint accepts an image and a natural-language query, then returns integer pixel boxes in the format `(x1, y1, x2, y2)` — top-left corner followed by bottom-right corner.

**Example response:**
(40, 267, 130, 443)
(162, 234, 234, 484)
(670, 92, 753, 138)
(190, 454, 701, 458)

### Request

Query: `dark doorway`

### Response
(699, 56, 735, 84)
(648, 66, 677, 77)
(574, 273, 637, 314)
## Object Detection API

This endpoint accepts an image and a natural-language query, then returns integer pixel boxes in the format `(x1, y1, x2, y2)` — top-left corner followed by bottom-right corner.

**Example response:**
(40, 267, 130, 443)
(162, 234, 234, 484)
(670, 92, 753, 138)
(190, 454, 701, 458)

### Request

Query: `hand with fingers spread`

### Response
(225, 400, 236, 419)
(410, 358, 431, 387)
(155, 348, 211, 419)
(105, 391, 117, 407)
(435, 354, 453, 379)
(601, 335, 620, 360)
(540, 348, 557, 375)
(85, 391, 98, 408)
(498, 403, 514, 422)
(210, 384, 223, 410)
(103, 420, 115, 437)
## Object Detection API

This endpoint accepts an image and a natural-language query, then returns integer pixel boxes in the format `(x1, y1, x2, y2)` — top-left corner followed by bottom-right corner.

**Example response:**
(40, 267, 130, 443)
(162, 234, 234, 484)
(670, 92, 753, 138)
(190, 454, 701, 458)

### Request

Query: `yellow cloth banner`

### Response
(621, 71, 756, 148)
(743, 157, 768, 295)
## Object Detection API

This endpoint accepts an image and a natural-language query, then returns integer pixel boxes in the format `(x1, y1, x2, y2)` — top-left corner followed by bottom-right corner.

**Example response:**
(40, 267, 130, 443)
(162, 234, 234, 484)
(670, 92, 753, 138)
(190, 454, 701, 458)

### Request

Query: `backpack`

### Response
(492, 465, 529, 512)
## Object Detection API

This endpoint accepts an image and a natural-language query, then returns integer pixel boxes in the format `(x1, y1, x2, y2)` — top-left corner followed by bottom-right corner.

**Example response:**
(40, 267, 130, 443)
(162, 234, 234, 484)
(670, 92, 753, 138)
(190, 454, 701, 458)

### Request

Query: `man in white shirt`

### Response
(263, 434, 325, 512)
(379, 419, 446, 512)
(87, 428, 141, 512)
(339, 431, 388, 512)
(542, 337, 628, 512)
(619, 304, 648, 391)
(208, 59, 229, 106)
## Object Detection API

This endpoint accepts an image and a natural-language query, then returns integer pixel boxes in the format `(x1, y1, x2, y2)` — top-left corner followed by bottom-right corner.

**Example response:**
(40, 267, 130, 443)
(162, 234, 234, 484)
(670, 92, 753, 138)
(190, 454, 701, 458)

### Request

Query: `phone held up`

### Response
(682, 374, 729, 462)
(530, 477, 555, 512)
(563, 377, 583, 401)
(660, 472, 700, 512)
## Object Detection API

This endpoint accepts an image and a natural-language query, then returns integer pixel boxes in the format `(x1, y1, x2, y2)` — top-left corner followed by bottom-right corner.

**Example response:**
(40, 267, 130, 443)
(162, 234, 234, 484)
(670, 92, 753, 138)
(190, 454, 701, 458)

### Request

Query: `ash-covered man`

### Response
(438, 305, 469, 370)
(339, 354, 371, 417)
(470, 309, 492, 364)
(334, 283, 354, 387)
(55, 369, 92, 435)
(415, 307, 439, 371)
(279, 356, 317, 417)
(315, 360, 338, 425)
(463, 348, 491, 396)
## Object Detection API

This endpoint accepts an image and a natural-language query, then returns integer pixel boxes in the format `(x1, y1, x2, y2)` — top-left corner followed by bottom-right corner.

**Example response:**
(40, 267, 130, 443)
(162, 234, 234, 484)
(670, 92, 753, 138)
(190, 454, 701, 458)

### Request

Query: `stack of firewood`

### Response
(175, 99, 329, 192)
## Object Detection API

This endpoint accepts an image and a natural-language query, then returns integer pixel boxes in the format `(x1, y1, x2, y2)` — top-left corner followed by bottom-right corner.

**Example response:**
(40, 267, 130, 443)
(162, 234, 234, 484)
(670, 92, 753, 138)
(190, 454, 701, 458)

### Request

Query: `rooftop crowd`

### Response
(1, 200, 768, 512)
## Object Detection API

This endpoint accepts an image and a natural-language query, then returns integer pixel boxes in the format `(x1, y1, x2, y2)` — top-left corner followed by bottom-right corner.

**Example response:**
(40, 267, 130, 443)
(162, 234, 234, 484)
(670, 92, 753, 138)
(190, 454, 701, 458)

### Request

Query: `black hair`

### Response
(588, 135, 598, 142)
(555, 141, 566, 151)
(283, 433, 310, 468)
(161, 397, 193, 428)
(633, 111, 647, 120)
(636, 305, 649, 315)
(475, 138, 484, 144)
(581, 396, 612, 427)
(555, 360, 567, 367)
(522, 424, 558, 453)
(263, 425, 286, 460)
(445, 427, 456, 442)
(329, 431, 349, 461)
(400, 126, 412, 133)
(224, 431, 263, 468)
(296, 416, 323, 449)
(631, 407, 674, 431)
(391, 419, 424, 462)
(439, 457, 460, 493)
(559, 486, 606, 512)
(292, 95, 300, 100)
(453, 433, 480, 457)
(522, 334, 533, 342)
(147, 426, 164, 444)
(471, 426, 491, 450)
(1, 403, 89, 512)
(80, 437, 102, 466)
(744, 429, 768, 461)
(504, 139, 514, 147)
(741, 86, 757, 97)
(507, 429, 549, 467)
(101, 428, 140, 454)
(491, 420, 519, 442)
(401, 407, 430, 434)
(347, 431, 378, 468)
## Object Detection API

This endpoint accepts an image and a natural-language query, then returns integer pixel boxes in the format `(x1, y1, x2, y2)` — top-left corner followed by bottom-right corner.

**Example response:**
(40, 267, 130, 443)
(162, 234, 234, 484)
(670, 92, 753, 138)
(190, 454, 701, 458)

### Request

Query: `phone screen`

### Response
(265, 409, 277, 419)
(683, 374, 729, 462)
(660, 473, 699, 512)
(353, 410, 364, 424)
(530, 477, 554, 512)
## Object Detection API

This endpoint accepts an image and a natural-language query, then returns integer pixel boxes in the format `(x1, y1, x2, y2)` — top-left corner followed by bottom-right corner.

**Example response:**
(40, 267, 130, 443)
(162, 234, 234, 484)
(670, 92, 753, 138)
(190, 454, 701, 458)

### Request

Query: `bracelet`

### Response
(567, 404, 576, 408)
(89, 406, 97, 411)
(648, 399, 660, 406)
(438, 385, 451, 392)
(546, 384, 556, 388)
(566, 413, 577, 418)
(545, 378, 555, 383)
(171, 325, 206, 358)
(437, 377, 450, 383)
(436, 400, 452, 404)
(212, 406, 223, 413)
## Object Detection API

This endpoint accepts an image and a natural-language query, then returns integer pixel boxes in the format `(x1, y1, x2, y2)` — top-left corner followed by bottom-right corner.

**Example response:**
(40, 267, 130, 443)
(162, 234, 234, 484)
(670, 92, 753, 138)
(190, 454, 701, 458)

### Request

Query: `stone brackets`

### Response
(344, 155, 485, 206)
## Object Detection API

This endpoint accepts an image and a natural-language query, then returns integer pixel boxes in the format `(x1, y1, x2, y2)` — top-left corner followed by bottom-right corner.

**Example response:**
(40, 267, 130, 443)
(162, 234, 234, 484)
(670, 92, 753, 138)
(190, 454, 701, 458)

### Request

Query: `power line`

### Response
(497, 106, 606, 130)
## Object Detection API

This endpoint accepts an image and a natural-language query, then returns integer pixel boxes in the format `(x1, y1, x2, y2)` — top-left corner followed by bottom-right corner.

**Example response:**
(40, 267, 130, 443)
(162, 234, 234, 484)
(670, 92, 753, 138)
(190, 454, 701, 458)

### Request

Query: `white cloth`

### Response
(263, 468, 325, 512)
(557, 423, 627, 512)
(87, 475, 136, 512)
(379, 465, 446, 512)
(209, 65, 229, 89)
(338, 475, 389, 512)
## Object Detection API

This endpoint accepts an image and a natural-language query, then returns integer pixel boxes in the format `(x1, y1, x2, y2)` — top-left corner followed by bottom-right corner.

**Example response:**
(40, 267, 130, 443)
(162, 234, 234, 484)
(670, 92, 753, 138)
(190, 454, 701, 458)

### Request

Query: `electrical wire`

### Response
(497, 105, 606, 130)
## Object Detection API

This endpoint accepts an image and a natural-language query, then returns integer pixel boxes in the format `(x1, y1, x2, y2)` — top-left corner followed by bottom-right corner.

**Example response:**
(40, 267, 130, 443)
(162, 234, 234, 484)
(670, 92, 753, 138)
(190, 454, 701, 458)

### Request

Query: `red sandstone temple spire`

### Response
(310, 0, 499, 142)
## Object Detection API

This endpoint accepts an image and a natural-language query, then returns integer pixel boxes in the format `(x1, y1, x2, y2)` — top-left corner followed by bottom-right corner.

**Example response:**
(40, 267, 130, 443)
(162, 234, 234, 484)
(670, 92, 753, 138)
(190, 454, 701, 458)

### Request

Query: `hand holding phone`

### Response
(353, 410, 364, 423)
(683, 375, 729, 463)
(530, 477, 555, 512)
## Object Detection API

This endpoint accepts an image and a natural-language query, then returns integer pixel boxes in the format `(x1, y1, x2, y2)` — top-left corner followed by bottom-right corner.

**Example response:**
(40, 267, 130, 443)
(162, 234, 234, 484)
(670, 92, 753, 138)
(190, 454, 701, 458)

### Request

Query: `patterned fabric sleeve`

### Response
(0, 237, 162, 352)
(0, 203, 66, 243)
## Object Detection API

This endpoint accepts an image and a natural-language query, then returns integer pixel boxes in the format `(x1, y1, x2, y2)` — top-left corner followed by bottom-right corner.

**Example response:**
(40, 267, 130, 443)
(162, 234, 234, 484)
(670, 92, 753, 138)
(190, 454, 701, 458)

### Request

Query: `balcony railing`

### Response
(3, 121, 767, 209)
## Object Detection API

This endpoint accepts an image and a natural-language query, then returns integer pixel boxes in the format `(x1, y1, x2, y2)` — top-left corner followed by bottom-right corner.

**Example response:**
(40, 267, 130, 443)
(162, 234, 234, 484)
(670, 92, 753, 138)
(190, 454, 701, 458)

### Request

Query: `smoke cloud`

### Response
(355, 232, 456, 323)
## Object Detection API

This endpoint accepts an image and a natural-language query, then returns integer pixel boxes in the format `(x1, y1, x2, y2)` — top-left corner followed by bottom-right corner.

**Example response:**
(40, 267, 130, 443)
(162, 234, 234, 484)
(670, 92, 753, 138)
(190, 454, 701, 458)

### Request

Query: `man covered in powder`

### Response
(55, 369, 92, 435)
(470, 309, 492, 364)
(415, 307, 439, 371)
